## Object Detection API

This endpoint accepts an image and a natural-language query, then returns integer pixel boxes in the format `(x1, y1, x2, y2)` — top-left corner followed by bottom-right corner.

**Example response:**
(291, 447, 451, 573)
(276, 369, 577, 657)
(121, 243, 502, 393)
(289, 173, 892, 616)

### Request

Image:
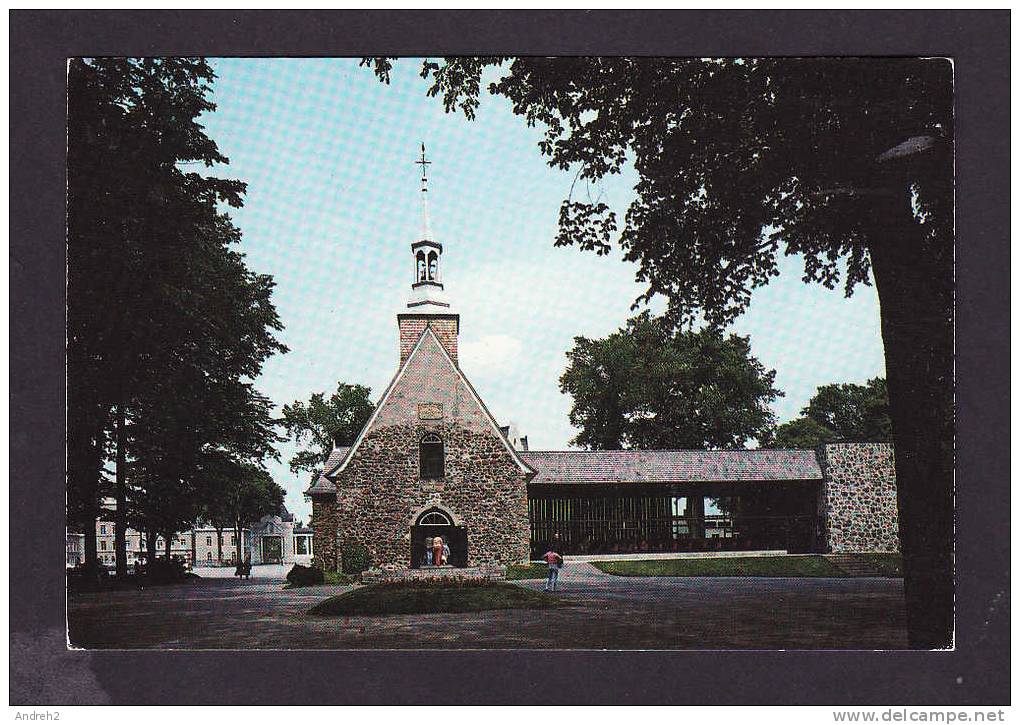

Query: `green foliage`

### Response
(286, 563, 325, 587)
(593, 556, 846, 578)
(560, 311, 781, 450)
(281, 383, 375, 475)
(802, 377, 891, 441)
(340, 542, 372, 575)
(768, 417, 837, 449)
(766, 377, 891, 448)
(66, 57, 287, 553)
(140, 557, 191, 585)
(505, 563, 550, 580)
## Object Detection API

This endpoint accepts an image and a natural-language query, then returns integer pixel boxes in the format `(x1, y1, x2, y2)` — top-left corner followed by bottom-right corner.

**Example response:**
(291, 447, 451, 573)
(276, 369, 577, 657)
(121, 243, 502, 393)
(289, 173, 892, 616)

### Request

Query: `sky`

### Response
(199, 58, 887, 523)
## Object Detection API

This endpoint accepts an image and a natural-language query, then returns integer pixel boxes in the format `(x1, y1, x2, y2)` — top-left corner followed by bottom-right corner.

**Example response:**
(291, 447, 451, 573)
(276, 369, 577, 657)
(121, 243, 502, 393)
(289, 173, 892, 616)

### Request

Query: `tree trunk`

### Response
(234, 522, 243, 564)
(145, 530, 157, 565)
(215, 526, 223, 565)
(866, 180, 954, 649)
(80, 429, 105, 573)
(164, 533, 172, 560)
(114, 403, 128, 577)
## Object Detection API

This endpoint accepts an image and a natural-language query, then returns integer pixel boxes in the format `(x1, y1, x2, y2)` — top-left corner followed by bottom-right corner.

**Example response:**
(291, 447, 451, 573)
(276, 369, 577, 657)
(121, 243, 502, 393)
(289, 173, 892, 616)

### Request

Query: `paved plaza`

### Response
(67, 562, 907, 649)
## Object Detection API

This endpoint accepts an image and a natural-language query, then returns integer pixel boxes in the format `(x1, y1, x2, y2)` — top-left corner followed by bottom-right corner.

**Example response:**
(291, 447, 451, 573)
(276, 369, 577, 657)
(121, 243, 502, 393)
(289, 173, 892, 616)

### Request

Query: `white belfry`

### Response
(408, 143, 453, 313)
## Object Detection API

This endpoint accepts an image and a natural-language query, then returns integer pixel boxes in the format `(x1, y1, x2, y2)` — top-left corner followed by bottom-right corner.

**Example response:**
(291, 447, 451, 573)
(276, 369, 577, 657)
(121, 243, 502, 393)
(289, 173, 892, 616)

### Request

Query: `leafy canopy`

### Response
(559, 312, 781, 450)
(280, 383, 375, 475)
(767, 377, 891, 448)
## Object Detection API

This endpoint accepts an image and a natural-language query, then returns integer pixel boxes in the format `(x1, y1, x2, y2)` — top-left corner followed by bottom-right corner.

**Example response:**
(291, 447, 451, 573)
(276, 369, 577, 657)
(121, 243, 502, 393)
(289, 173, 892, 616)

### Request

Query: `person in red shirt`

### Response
(542, 547, 563, 592)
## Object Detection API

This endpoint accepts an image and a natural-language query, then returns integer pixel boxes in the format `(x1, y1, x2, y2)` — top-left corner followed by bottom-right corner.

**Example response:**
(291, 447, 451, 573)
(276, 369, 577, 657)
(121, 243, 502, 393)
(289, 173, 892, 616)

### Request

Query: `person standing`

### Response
(442, 539, 451, 566)
(432, 536, 444, 567)
(424, 537, 434, 566)
(542, 546, 563, 592)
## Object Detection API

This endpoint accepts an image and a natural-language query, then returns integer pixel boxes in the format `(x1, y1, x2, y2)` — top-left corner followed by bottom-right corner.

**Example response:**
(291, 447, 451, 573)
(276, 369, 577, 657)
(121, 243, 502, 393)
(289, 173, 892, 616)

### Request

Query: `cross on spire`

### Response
(417, 142, 432, 193)
(416, 142, 433, 240)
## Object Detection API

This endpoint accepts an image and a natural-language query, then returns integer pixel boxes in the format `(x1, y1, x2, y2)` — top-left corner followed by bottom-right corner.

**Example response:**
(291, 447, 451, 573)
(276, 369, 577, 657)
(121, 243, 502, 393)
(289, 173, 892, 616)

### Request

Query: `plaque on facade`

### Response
(418, 402, 444, 420)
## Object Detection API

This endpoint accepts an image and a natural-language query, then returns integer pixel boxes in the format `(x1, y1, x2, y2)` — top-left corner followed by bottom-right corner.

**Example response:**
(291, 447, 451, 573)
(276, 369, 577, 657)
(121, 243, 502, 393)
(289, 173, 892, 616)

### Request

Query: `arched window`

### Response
(417, 509, 453, 526)
(419, 433, 444, 479)
(416, 250, 427, 282)
(427, 251, 438, 281)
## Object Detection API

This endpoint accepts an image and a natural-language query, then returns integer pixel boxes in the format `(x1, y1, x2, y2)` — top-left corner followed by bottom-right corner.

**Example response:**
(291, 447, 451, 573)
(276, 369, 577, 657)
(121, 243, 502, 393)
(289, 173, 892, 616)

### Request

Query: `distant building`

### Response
(73, 500, 312, 570)
(66, 531, 84, 568)
(192, 526, 251, 567)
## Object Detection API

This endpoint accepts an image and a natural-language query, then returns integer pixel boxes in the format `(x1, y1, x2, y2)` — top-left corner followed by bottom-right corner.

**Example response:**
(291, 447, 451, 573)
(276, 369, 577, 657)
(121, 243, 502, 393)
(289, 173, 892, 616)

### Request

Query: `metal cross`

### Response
(416, 143, 432, 186)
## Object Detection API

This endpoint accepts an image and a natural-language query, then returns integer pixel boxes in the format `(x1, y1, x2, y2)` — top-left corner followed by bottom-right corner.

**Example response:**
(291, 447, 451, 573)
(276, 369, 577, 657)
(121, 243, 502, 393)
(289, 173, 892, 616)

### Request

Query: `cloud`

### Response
(459, 334, 524, 375)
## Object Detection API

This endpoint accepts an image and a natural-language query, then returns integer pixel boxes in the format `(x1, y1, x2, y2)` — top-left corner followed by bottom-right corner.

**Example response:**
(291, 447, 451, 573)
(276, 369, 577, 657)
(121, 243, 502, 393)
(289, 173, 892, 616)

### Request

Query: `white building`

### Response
(70, 500, 313, 570)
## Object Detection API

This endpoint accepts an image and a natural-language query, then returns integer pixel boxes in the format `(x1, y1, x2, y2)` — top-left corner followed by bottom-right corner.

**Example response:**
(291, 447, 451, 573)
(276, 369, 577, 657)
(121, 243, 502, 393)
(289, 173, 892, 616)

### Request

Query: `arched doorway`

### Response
(410, 507, 468, 568)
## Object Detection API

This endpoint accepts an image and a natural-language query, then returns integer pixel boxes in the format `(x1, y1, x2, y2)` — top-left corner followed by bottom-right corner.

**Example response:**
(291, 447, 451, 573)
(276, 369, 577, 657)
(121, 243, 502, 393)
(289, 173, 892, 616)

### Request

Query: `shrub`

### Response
(286, 563, 325, 587)
(143, 557, 188, 584)
(341, 542, 371, 575)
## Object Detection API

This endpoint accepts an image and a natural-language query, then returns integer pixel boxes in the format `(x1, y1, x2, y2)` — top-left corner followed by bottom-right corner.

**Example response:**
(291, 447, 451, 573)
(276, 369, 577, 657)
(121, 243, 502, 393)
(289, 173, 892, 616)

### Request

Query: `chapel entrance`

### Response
(410, 508, 468, 568)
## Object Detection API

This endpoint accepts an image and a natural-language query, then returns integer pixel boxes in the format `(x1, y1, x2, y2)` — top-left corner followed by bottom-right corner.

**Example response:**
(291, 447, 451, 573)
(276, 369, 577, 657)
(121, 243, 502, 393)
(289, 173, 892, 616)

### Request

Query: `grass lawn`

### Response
(505, 562, 549, 580)
(593, 554, 902, 578)
(849, 553, 904, 577)
(308, 581, 563, 616)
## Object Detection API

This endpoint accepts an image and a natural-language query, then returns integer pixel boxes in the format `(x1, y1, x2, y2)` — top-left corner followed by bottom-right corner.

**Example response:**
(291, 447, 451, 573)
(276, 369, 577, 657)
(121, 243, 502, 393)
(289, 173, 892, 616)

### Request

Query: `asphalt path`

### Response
(67, 561, 906, 650)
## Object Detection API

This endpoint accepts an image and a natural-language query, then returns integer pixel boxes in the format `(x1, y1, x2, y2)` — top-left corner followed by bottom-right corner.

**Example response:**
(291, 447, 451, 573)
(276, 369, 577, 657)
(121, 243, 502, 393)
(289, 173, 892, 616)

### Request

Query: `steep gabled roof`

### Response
(326, 326, 534, 480)
(520, 449, 823, 485)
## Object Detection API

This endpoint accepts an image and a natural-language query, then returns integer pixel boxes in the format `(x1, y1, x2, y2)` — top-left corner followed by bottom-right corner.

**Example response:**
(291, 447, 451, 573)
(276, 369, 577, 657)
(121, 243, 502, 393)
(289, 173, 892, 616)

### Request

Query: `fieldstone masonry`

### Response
(820, 442, 900, 553)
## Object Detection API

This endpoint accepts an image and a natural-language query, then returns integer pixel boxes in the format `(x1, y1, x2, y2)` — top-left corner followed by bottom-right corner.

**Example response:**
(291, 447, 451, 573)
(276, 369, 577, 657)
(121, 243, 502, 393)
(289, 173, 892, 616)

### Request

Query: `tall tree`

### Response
(560, 312, 781, 450)
(280, 383, 375, 475)
(370, 57, 954, 647)
(67, 57, 287, 574)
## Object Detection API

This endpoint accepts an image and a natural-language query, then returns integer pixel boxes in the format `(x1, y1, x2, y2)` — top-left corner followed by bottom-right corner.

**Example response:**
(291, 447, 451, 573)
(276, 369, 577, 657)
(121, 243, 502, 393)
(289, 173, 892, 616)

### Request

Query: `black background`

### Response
(10, 10, 1010, 705)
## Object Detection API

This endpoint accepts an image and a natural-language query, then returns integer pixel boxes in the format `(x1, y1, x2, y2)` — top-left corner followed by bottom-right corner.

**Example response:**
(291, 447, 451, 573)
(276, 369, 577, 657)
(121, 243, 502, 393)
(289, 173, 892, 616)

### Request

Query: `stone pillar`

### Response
(819, 442, 900, 553)
(310, 497, 339, 571)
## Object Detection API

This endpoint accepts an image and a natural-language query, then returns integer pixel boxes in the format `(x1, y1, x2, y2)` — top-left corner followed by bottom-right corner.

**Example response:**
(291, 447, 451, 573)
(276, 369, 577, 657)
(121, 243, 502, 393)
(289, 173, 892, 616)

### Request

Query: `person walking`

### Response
(542, 546, 563, 592)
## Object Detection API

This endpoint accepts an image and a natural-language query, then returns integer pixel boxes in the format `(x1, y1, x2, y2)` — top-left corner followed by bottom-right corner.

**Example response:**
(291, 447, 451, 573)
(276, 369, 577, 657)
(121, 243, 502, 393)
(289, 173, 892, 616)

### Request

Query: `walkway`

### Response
(192, 564, 290, 580)
(68, 561, 906, 650)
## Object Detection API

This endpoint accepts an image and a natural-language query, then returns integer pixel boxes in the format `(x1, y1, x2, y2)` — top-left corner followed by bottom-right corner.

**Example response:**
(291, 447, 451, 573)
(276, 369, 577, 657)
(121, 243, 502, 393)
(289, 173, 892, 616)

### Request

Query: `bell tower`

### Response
(399, 144, 460, 365)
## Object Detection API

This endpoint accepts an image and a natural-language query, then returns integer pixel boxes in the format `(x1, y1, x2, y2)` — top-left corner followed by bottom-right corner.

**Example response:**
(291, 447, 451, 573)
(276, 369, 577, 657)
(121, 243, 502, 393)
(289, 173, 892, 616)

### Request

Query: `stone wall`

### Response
(335, 422, 530, 569)
(820, 442, 899, 553)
